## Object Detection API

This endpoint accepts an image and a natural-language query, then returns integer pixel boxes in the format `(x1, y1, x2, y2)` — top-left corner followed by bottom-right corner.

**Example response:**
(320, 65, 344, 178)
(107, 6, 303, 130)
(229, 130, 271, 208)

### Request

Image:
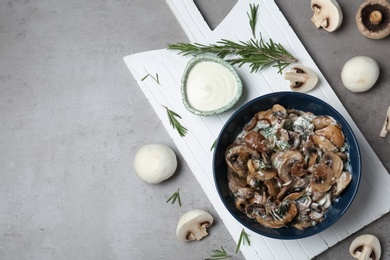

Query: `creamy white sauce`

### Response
(186, 61, 238, 112)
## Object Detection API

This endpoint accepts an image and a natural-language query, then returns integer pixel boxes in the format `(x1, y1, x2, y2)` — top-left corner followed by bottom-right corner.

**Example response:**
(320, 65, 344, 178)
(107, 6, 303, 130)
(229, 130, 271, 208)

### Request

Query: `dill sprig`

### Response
(235, 229, 251, 254)
(206, 246, 231, 260)
(166, 188, 182, 207)
(162, 105, 188, 137)
(167, 37, 297, 74)
(247, 3, 259, 38)
(141, 73, 160, 85)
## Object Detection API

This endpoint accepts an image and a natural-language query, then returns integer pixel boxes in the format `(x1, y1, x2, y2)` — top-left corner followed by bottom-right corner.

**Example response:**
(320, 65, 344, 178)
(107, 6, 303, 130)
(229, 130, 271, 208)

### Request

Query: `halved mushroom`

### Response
(356, 0, 390, 39)
(284, 64, 318, 93)
(311, 0, 343, 32)
(350, 234, 381, 260)
(380, 106, 390, 137)
(315, 124, 345, 148)
(176, 210, 214, 242)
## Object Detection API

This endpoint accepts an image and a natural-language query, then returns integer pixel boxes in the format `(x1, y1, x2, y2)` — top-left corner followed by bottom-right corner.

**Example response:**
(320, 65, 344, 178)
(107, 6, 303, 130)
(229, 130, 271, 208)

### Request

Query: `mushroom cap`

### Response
(341, 56, 380, 92)
(176, 209, 214, 242)
(134, 143, 177, 184)
(356, 0, 390, 39)
(311, 0, 343, 32)
(350, 234, 381, 260)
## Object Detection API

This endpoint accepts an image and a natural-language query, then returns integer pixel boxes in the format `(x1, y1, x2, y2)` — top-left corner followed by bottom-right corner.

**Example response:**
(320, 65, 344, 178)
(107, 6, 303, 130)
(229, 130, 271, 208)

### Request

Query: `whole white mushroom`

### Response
(341, 56, 380, 92)
(134, 143, 177, 184)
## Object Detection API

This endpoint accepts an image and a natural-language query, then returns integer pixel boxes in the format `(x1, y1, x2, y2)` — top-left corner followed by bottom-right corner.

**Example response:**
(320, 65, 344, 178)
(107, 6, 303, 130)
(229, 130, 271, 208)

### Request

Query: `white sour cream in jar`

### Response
(185, 61, 238, 112)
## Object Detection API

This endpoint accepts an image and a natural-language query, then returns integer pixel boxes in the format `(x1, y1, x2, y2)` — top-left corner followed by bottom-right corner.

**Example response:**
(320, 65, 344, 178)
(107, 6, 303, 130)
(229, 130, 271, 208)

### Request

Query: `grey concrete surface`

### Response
(0, 0, 389, 259)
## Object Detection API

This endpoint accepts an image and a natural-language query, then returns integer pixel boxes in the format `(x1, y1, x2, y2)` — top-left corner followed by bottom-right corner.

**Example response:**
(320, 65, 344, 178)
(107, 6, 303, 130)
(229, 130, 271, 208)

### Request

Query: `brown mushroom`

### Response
(315, 124, 345, 148)
(356, 0, 390, 39)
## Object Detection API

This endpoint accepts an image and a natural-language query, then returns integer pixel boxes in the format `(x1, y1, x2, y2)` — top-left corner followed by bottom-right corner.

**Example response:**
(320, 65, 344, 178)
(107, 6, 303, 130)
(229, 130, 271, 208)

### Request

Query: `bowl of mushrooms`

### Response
(213, 91, 361, 239)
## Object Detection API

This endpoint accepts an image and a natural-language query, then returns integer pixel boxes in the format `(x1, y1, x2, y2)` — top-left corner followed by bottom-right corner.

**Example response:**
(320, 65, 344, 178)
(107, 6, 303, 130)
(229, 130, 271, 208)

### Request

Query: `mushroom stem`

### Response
(379, 106, 390, 138)
(284, 72, 309, 82)
(370, 10, 383, 24)
(189, 223, 210, 240)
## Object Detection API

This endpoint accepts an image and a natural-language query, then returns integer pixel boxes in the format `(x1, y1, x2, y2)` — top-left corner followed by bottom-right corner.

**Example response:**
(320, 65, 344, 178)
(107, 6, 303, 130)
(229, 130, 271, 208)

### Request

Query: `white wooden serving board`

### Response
(124, 0, 390, 259)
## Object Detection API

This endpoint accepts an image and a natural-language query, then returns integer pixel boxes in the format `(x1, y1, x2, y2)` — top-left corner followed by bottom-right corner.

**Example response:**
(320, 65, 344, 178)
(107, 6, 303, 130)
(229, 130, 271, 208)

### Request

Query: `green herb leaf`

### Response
(167, 36, 297, 74)
(247, 3, 259, 38)
(235, 229, 251, 254)
(163, 105, 188, 137)
(210, 139, 216, 151)
(166, 188, 181, 207)
(206, 246, 231, 260)
(141, 73, 160, 85)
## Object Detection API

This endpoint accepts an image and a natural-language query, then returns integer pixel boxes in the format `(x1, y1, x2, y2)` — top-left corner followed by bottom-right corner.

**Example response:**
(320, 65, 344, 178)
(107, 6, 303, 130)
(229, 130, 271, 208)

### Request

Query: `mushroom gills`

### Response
(350, 234, 381, 260)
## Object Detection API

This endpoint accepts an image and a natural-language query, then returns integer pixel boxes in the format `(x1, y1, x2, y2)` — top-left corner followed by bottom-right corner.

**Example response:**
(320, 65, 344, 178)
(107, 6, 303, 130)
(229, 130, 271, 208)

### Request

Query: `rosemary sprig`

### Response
(141, 73, 160, 85)
(247, 3, 259, 38)
(235, 229, 251, 254)
(206, 246, 231, 260)
(166, 188, 182, 207)
(162, 105, 188, 137)
(167, 37, 297, 74)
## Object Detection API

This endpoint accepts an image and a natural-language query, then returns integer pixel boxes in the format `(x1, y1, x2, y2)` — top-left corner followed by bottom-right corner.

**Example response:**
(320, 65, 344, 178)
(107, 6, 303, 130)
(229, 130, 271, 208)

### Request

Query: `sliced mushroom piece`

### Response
(255, 201, 298, 228)
(227, 170, 247, 194)
(225, 144, 259, 179)
(350, 234, 381, 260)
(315, 124, 345, 148)
(322, 152, 344, 180)
(176, 210, 214, 242)
(247, 159, 278, 181)
(356, 0, 390, 39)
(311, 0, 343, 32)
(264, 179, 280, 199)
(310, 162, 334, 193)
(235, 198, 248, 211)
(284, 64, 318, 93)
(312, 115, 337, 130)
(244, 131, 272, 153)
(275, 151, 305, 183)
(312, 134, 338, 152)
(380, 106, 390, 137)
(333, 170, 352, 196)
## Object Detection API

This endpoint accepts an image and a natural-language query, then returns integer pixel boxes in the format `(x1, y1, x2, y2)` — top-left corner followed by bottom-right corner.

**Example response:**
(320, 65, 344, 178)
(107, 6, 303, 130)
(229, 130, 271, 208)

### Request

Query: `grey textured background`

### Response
(0, 0, 389, 259)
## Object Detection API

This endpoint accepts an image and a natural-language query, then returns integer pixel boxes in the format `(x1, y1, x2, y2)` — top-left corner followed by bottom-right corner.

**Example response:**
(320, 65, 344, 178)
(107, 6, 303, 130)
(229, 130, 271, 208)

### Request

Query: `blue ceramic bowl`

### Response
(213, 92, 361, 239)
